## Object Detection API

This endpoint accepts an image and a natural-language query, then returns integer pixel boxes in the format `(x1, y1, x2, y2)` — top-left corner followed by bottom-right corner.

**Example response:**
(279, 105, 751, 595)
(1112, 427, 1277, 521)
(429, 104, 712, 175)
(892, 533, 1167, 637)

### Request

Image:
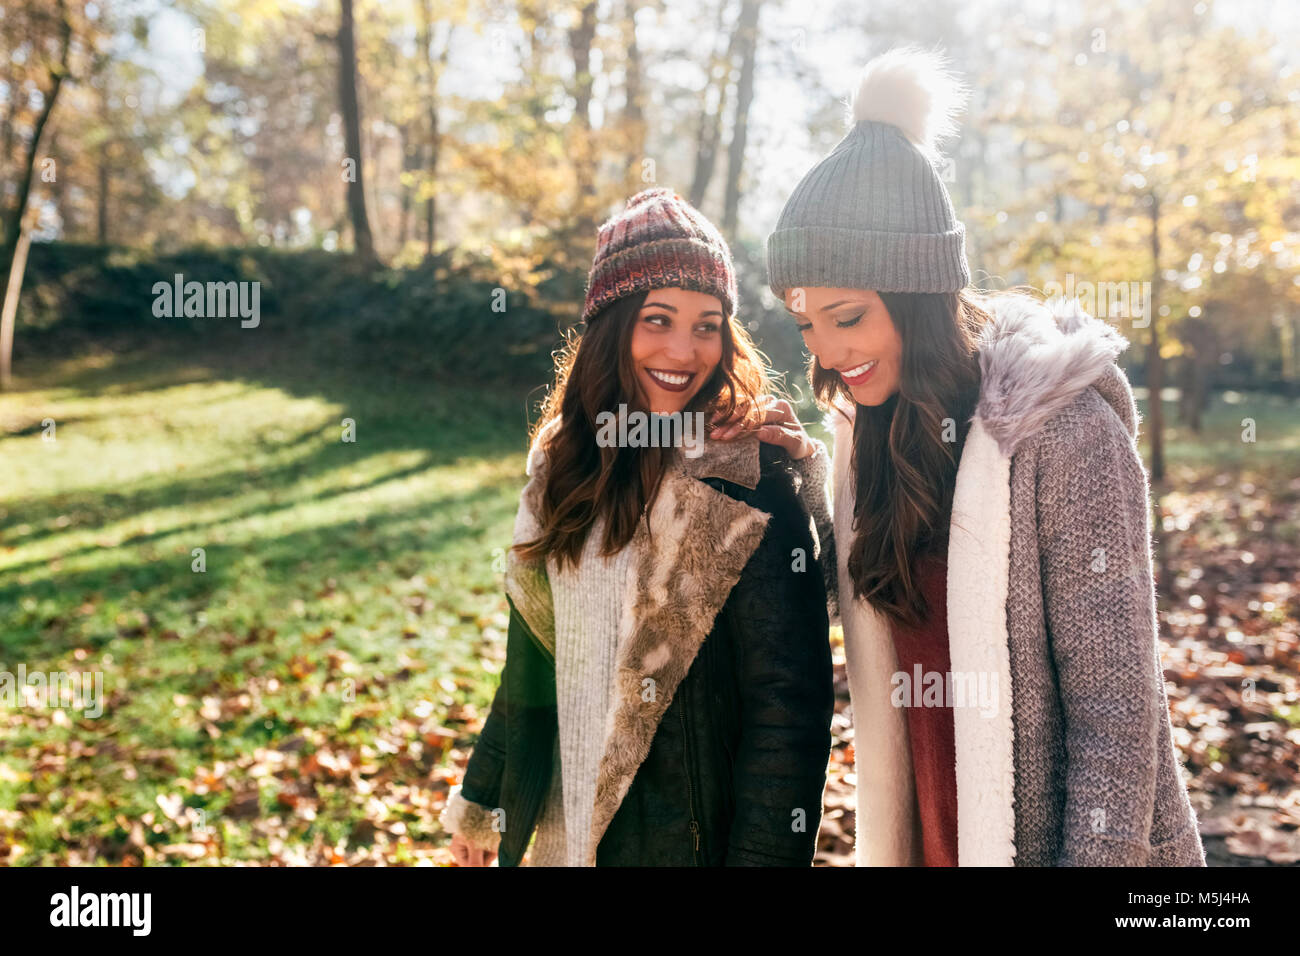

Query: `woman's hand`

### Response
(450, 831, 498, 867)
(711, 396, 816, 460)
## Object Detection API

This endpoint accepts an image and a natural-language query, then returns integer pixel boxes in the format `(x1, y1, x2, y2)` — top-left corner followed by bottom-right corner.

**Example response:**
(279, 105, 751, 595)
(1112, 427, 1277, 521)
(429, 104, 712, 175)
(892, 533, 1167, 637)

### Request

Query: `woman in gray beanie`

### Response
(766, 46, 1206, 866)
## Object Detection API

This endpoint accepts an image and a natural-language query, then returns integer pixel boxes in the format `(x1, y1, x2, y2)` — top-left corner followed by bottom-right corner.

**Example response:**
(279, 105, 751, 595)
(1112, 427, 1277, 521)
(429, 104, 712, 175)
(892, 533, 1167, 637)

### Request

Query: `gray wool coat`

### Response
(806, 294, 1206, 867)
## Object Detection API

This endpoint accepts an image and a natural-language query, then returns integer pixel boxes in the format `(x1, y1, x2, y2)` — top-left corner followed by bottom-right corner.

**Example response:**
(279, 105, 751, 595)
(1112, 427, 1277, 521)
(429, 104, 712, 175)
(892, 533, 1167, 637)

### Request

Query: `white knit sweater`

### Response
(526, 516, 638, 866)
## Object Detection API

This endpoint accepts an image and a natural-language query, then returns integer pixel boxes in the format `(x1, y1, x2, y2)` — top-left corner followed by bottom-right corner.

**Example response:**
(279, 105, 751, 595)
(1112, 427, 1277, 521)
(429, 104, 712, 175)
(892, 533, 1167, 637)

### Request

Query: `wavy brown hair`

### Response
(814, 287, 1037, 628)
(516, 290, 771, 569)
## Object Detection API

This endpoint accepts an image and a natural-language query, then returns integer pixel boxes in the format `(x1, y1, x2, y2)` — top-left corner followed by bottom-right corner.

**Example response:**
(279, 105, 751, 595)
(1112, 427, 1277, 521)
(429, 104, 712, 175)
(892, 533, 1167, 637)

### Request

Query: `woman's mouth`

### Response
(839, 360, 878, 387)
(645, 368, 696, 393)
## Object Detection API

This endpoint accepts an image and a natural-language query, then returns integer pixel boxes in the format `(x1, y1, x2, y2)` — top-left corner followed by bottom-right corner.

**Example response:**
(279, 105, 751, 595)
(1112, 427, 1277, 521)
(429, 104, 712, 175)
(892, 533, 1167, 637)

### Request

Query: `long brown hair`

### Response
(517, 290, 771, 569)
(814, 287, 1030, 628)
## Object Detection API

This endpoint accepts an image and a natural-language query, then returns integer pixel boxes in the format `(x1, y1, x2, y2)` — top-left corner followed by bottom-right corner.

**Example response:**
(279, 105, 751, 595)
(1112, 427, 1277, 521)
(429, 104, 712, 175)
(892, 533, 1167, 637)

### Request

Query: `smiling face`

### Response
(628, 287, 725, 414)
(784, 287, 903, 406)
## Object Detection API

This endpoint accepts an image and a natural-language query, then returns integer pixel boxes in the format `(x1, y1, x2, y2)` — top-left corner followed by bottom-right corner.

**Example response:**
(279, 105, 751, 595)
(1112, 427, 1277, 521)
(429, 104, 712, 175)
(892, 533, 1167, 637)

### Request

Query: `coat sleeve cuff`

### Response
(439, 785, 503, 853)
(790, 436, 829, 495)
(789, 438, 839, 624)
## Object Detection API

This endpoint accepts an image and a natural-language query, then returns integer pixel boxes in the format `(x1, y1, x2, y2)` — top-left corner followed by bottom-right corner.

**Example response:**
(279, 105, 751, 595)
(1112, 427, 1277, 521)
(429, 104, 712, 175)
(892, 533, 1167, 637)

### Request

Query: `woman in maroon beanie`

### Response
(439, 188, 836, 866)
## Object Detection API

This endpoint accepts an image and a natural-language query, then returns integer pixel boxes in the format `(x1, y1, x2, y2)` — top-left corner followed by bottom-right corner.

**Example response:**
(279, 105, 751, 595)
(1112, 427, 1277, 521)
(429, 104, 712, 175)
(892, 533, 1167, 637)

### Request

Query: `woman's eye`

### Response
(695, 322, 720, 335)
(795, 322, 812, 333)
(835, 313, 865, 328)
(644, 314, 670, 327)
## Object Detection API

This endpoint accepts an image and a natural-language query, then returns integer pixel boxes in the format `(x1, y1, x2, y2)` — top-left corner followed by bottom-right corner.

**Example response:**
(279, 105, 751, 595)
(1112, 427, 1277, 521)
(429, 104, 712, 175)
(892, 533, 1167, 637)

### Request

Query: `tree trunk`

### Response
(420, 0, 450, 259)
(1280, 310, 1296, 396)
(689, 3, 738, 209)
(568, 2, 599, 242)
(337, 0, 378, 265)
(1, 0, 70, 390)
(97, 153, 110, 244)
(0, 230, 32, 391)
(398, 125, 413, 248)
(568, 2, 597, 134)
(0, 91, 17, 227)
(621, 0, 646, 193)
(428, 63, 444, 257)
(425, 125, 437, 257)
(722, 0, 760, 238)
(1146, 194, 1165, 482)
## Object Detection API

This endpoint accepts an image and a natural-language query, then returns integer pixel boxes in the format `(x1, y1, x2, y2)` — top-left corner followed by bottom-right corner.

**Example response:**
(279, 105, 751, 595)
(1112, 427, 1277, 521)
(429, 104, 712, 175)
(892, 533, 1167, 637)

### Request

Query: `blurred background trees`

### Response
(1, 0, 1295, 408)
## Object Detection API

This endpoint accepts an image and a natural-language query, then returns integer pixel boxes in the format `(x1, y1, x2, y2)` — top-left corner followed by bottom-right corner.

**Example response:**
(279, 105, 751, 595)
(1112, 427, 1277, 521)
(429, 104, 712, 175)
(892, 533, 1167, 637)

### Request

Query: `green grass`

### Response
(0, 336, 535, 864)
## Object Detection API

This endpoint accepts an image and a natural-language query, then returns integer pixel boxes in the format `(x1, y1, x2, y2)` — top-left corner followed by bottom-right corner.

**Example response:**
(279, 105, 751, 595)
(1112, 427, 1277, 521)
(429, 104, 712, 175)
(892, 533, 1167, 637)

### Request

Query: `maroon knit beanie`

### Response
(582, 187, 738, 324)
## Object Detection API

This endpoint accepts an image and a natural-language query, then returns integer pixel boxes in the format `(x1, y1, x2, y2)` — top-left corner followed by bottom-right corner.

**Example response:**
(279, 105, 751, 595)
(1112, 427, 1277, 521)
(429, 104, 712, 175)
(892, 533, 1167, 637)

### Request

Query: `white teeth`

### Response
(842, 360, 877, 378)
(649, 370, 691, 386)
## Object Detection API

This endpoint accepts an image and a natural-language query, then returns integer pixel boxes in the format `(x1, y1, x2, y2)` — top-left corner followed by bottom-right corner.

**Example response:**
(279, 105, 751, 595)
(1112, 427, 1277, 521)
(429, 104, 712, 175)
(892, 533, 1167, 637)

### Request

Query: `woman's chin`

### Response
(849, 380, 897, 407)
(648, 390, 698, 415)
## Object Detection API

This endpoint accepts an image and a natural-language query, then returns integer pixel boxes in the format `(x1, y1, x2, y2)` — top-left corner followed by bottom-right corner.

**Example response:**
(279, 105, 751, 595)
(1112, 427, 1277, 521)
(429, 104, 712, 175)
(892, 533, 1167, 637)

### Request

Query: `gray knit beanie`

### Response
(767, 47, 971, 298)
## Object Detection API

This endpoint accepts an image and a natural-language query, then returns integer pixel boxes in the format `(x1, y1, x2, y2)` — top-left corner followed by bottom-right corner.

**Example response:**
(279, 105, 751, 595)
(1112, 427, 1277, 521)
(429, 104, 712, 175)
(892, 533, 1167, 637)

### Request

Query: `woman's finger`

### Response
(761, 423, 817, 459)
(763, 398, 801, 424)
(756, 423, 796, 454)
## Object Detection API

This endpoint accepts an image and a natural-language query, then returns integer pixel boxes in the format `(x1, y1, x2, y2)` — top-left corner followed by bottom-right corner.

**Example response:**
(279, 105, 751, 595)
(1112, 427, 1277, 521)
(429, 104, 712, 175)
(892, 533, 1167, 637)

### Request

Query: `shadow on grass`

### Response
(1, 329, 541, 537)
(0, 473, 521, 660)
(0, 329, 546, 659)
(0, 452, 442, 569)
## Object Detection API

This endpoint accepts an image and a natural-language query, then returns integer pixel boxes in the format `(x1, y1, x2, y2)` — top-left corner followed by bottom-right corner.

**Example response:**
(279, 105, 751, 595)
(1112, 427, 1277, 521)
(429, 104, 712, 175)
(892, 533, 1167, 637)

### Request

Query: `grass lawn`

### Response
(0, 334, 534, 864)
(2, 333, 1298, 865)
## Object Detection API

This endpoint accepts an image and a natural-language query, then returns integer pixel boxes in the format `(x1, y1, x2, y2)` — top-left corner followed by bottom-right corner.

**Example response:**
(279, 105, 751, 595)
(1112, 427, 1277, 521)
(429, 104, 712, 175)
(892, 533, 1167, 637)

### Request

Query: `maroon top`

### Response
(889, 553, 959, 867)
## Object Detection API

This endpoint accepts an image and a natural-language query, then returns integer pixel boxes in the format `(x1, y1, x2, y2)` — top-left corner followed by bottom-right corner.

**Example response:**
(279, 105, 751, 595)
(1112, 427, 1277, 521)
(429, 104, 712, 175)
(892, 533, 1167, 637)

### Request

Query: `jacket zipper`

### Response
(677, 697, 702, 864)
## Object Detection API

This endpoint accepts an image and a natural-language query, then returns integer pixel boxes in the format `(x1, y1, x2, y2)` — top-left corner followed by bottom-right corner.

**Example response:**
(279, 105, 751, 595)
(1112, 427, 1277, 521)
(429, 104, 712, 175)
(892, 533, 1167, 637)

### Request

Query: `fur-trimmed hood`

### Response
(973, 294, 1134, 455)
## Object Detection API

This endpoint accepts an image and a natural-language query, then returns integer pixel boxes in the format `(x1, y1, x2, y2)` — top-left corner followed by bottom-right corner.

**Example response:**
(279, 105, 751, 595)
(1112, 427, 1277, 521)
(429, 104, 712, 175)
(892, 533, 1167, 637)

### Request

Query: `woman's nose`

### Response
(806, 333, 843, 371)
(663, 330, 695, 363)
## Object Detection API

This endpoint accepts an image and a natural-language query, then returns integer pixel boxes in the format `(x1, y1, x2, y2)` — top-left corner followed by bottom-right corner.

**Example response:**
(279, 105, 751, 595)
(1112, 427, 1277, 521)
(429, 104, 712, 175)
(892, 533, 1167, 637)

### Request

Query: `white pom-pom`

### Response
(848, 46, 969, 162)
